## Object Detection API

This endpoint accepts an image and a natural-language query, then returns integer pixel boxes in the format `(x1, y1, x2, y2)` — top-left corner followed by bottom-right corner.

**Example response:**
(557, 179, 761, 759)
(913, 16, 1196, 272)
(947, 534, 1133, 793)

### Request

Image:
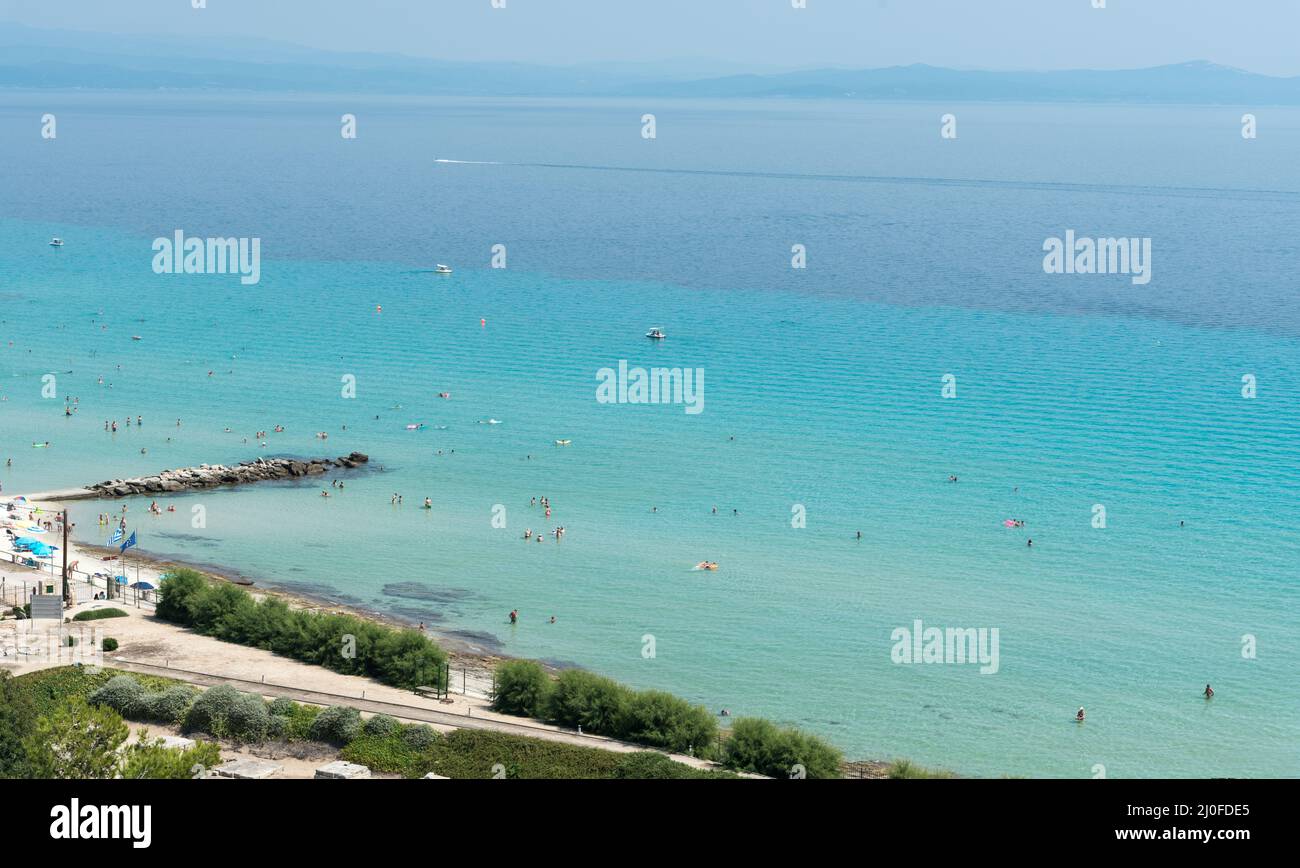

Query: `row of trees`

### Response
(491, 661, 843, 777)
(156, 569, 446, 689)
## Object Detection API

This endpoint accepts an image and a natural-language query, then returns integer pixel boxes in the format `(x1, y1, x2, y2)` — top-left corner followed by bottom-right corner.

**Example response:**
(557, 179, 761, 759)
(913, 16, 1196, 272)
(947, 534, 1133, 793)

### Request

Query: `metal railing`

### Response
(0, 551, 157, 611)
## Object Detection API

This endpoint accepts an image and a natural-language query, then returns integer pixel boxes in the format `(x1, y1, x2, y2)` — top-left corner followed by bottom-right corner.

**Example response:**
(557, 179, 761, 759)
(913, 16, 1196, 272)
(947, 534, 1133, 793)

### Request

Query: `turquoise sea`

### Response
(1, 93, 1298, 777)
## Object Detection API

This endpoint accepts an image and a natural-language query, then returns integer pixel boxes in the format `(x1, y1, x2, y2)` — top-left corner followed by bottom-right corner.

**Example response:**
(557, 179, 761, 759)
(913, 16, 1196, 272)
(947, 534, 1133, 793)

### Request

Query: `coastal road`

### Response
(109, 658, 730, 772)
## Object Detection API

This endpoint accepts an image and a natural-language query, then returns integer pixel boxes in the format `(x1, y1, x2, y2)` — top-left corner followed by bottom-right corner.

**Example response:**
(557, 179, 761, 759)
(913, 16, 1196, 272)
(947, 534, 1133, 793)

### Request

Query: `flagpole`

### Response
(61, 509, 69, 604)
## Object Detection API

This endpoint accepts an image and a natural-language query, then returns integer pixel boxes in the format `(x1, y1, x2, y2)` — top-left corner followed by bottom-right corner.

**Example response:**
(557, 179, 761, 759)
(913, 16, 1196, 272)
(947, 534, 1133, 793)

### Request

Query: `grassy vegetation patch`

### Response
(72, 608, 129, 622)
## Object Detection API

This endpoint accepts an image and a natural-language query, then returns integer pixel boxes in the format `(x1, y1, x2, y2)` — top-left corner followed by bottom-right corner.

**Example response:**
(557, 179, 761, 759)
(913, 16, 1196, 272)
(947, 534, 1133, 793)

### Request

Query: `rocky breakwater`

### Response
(85, 453, 370, 498)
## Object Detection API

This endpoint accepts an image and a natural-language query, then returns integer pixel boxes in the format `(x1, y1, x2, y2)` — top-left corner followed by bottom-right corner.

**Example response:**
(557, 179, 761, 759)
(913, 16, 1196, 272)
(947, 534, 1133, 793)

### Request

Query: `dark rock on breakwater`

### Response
(26, 453, 370, 501)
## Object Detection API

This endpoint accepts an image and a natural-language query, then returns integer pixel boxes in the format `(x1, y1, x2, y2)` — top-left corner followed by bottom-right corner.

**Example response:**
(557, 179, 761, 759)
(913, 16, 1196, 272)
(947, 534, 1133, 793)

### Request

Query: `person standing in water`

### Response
(1076, 707, 1085, 721)
(1204, 684, 1214, 699)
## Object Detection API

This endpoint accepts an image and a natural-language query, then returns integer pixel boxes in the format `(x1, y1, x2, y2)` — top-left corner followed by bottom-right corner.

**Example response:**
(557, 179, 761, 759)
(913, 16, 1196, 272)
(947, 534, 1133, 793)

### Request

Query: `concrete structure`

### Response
(315, 761, 371, 779)
(212, 759, 283, 779)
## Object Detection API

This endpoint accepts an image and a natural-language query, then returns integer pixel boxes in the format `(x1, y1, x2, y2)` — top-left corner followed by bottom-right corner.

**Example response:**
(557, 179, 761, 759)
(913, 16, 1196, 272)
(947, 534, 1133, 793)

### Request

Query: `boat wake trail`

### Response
(434, 158, 1300, 202)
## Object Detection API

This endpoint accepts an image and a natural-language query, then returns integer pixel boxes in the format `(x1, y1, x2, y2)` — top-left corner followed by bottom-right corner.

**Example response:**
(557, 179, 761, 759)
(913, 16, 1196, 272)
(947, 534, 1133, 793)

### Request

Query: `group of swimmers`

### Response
(103, 416, 143, 432)
(523, 527, 566, 542)
(95, 507, 129, 531)
(386, 494, 432, 510)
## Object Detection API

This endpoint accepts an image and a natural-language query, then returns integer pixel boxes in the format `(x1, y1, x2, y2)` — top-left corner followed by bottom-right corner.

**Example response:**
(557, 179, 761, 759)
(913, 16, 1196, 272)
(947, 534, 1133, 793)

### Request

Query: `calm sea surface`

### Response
(1, 93, 1297, 777)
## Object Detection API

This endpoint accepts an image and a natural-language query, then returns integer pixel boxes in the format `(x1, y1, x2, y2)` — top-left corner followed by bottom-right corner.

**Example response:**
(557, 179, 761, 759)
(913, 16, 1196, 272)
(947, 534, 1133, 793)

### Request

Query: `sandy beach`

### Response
(2, 494, 503, 689)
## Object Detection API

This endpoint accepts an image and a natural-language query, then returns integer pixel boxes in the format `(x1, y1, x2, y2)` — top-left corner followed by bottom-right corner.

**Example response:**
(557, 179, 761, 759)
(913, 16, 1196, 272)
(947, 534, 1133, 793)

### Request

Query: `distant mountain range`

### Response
(3, 23, 1299, 104)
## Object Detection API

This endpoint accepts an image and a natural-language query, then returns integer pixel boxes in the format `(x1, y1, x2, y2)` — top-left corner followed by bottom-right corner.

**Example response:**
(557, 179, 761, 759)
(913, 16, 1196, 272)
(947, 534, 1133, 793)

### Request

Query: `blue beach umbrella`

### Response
(129, 581, 155, 590)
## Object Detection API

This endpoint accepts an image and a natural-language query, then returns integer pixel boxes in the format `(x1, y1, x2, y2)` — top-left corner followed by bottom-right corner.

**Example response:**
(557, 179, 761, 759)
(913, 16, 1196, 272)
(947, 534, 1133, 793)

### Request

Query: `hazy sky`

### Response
(4, 0, 1300, 76)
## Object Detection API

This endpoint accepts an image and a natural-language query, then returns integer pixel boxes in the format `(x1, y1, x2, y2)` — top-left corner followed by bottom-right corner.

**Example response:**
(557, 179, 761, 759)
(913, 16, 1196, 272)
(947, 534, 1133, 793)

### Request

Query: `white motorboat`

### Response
(645, 327, 666, 340)
(434, 264, 453, 274)
(49, 237, 64, 247)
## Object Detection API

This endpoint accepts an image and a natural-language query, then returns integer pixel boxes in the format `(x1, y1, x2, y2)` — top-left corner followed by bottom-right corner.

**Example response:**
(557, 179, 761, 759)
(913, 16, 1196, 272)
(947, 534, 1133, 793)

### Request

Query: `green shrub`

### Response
(88, 678, 199, 727)
(546, 669, 630, 734)
(121, 735, 222, 780)
(276, 702, 321, 741)
(425, 729, 623, 780)
(619, 690, 718, 756)
(102, 638, 118, 652)
(336, 726, 744, 780)
(224, 693, 271, 742)
(182, 684, 243, 736)
(23, 699, 129, 779)
(141, 686, 199, 725)
(266, 715, 290, 741)
(363, 713, 399, 738)
(374, 629, 448, 689)
(73, 608, 128, 622)
(309, 705, 362, 746)
(268, 697, 297, 717)
(155, 568, 207, 623)
(88, 676, 147, 718)
(491, 660, 552, 717)
(886, 759, 954, 779)
(722, 717, 843, 779)
(342, 730, 432, 777)
(612, 751, 738, 780)
(401, 723, 439, 752)
(0, 671, 36, 777)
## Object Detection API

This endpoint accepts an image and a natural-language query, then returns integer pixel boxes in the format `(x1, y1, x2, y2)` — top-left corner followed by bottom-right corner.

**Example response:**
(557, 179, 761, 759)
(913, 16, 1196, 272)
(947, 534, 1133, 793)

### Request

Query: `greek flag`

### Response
(107, 527, 124, 546)
(120, 531, 137, 553)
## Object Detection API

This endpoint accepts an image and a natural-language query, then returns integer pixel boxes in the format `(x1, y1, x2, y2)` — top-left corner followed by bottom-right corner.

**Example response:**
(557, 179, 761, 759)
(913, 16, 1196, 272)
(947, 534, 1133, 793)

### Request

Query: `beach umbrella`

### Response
(13, 536, 39, 549)
(24, 526, 47, 534)
(129, 581, 155, 590)
(114, 575, 128, 585)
